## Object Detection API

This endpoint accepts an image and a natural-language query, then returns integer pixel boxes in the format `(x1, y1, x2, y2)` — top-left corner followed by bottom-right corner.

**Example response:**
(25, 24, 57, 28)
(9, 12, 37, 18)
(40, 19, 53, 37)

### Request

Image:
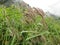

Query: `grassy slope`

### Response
(0, 6, 60, 45)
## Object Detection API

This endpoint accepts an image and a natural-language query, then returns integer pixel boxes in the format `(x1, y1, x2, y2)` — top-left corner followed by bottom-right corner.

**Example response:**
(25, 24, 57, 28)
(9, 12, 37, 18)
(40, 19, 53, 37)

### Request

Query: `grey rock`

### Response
(0, 0, 23, 7)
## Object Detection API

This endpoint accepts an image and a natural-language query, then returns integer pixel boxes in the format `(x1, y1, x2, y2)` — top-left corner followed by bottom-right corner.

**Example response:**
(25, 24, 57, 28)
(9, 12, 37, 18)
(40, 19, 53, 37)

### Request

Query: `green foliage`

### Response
(0, 6, 60, 45)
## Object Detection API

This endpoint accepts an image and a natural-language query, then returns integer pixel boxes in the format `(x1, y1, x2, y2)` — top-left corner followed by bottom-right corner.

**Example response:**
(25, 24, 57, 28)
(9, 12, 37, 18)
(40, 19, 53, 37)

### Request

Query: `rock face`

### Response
(0, 0, 23, 6)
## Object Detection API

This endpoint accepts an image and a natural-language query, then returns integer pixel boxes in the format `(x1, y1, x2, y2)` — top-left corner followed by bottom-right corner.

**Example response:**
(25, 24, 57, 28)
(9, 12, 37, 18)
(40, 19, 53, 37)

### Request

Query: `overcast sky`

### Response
(23, 0, 60, 16)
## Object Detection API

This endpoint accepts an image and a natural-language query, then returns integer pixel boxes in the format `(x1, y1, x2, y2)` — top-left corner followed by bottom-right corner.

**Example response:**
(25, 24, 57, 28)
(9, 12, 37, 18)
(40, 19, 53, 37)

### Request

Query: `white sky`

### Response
(23, 0, 60, 16)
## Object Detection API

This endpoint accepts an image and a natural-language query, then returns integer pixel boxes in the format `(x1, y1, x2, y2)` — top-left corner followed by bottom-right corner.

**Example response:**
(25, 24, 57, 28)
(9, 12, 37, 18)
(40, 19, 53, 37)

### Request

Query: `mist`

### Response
(23, 0, 60, 16)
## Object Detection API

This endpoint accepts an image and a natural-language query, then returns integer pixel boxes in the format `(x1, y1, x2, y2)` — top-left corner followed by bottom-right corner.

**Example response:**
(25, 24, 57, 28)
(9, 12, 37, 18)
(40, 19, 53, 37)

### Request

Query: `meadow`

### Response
(0, 6, 60, 45)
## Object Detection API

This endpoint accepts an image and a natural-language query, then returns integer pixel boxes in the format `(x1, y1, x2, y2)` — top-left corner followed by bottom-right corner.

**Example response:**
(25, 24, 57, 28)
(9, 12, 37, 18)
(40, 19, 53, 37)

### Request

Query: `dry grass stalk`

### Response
(33, 7, 48, 30)
(23, 6, 36, 24)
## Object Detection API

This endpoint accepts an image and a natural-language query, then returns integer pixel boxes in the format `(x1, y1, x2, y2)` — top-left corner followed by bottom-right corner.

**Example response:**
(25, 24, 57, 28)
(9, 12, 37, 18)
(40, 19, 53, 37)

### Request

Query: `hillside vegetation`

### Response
(0, 5, 60, 45)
